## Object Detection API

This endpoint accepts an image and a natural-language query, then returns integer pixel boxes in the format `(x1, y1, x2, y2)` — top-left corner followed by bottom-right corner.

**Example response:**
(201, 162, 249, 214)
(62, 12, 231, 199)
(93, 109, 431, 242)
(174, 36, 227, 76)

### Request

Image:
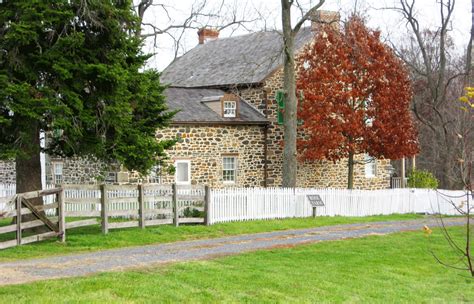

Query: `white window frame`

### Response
(148, 165, 162, 184)
(175, 160, 191, 185)
(52, 162, 63, 185)
(105, 172, 117, 183)
(364, 154, 377, 178)
(222, 156, 237, 184)
(223, 100, 237, 118)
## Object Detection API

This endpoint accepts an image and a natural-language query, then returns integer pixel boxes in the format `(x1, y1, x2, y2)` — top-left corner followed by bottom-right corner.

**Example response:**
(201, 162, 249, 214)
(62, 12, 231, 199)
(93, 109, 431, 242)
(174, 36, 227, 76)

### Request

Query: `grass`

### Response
(0, 213, 422, 261)
(0, 226, 471, 303)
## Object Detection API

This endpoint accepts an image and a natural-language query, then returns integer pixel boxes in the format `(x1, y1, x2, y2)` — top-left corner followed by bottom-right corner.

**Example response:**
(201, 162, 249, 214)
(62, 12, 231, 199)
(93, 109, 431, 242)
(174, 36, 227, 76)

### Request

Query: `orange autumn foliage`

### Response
(296, 15, 418, 162)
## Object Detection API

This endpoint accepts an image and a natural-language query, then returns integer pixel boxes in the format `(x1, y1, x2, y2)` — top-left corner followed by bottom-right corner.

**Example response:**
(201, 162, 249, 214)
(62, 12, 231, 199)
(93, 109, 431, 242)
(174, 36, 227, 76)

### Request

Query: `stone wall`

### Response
(45, 156, 118, 185)
(234, 68, 392, 189)
(0, 160, 15, 184)
(155, 124, 266, 188)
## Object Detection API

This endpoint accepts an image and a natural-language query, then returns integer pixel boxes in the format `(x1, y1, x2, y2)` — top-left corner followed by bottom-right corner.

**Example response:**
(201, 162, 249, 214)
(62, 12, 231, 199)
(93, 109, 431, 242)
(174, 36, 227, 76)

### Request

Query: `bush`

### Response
(183, 207, 204, 218)
(407, 169, 438, 189)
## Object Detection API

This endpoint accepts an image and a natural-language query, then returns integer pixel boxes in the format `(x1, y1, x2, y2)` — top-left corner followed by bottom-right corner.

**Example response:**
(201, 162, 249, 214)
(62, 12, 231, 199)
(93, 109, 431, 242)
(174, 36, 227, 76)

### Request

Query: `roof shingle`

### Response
(165, 87, 267, 124)
(161, 27, 313, 88)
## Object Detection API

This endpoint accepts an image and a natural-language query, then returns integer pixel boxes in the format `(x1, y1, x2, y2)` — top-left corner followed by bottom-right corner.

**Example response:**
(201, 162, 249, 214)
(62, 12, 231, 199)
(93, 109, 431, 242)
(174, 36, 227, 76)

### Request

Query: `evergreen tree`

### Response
(0, 0, 175, 195)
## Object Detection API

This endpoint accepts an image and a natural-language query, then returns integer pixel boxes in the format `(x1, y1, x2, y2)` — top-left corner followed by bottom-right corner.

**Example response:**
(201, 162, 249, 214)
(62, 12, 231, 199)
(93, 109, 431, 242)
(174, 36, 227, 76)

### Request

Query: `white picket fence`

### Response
(208, 187, 471, 224)
(1, 184, 470, 225)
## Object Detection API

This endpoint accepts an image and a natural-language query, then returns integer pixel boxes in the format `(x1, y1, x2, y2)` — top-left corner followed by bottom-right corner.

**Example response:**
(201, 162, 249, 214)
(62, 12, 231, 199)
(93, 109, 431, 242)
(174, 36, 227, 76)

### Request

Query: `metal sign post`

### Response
(307, 194, 325, 218)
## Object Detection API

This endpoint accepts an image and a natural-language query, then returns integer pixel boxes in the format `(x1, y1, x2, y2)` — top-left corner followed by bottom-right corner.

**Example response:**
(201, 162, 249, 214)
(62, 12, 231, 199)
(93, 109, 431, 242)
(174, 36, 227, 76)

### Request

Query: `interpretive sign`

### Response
(307, 195, 324, 207)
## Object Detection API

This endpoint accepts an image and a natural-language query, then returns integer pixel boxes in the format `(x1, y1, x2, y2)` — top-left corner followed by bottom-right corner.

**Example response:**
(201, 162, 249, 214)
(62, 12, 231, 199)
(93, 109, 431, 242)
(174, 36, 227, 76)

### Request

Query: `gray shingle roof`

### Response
(165, 87, 267, 124)
(161, 27, 314, 88)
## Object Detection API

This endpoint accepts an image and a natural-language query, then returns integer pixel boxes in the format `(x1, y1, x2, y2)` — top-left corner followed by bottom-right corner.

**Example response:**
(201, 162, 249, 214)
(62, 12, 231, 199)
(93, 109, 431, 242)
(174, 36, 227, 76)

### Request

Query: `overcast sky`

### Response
(140, 0, 472, 71)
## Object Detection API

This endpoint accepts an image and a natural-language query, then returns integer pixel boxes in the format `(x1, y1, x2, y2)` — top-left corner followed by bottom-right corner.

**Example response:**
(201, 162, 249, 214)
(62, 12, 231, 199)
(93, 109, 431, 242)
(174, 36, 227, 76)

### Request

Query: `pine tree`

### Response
(0, 0, 175, 195)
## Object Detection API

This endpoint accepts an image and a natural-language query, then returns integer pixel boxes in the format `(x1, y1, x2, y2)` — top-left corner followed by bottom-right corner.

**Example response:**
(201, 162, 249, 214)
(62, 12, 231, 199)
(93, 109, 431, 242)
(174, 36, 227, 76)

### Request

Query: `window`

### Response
(53, 162, 63, 185)
(148, 165, 161, 184)
(175, 160, 191, 185)
(223, 157, 237, 183)
(364, 154, 377, 178)
(223, 100, 237, 117)
(105, 172, 117, 183)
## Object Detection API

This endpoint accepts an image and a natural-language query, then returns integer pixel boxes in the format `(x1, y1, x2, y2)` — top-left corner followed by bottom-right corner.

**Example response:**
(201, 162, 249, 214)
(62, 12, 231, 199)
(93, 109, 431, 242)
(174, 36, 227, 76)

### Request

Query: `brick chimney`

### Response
(198, 28, 219, 44)
(311, 10, 340, 31)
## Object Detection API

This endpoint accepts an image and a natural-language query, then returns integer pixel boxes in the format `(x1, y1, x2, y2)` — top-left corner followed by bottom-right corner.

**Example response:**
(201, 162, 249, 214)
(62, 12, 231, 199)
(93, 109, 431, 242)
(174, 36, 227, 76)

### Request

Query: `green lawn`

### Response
(0, 214, 422, 261)
(0, 226, 471, 303)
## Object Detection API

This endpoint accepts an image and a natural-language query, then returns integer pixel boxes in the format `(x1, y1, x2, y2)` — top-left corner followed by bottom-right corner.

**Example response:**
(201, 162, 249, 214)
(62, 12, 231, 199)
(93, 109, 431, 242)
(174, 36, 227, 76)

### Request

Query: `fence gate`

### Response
(0, 188, 65, 250)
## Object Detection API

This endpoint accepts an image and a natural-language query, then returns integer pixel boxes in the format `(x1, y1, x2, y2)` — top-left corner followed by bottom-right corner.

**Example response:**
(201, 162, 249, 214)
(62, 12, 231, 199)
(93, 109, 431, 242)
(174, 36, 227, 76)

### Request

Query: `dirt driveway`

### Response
(0, 217, 464, 286)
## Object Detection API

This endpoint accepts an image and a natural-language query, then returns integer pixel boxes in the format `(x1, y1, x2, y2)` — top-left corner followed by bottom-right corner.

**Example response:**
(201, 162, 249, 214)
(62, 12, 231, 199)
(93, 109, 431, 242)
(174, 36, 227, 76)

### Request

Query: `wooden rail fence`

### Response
(0, 187, 65, 250)
(0, 183, 209, 249)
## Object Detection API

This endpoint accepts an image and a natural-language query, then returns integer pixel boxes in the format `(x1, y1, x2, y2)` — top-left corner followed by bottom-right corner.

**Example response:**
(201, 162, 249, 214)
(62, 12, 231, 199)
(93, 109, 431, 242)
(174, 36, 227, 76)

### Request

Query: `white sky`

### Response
(139, 0, 472, 71)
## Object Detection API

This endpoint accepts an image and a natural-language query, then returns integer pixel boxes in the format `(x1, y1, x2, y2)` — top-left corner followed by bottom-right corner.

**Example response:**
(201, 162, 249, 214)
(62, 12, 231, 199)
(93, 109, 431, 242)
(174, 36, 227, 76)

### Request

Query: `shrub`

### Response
(183, 207, 204, 218)
(407, 169, 438, 189)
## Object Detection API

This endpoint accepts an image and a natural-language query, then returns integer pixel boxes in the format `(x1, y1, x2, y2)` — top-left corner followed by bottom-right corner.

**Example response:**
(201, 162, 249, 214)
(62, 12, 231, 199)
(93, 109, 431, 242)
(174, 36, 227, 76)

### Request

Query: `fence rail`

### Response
(0, 187, 65, 250)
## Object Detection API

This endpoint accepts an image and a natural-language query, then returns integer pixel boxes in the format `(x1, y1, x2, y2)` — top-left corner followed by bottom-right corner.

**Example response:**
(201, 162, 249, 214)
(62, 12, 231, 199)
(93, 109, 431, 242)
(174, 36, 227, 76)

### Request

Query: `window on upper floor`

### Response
(223, 100, 237, 118)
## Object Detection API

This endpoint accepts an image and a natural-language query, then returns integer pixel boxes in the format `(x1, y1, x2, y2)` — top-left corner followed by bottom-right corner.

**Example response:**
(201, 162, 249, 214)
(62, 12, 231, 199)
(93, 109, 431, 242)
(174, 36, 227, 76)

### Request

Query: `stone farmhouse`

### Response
(0, 11, 393, 189)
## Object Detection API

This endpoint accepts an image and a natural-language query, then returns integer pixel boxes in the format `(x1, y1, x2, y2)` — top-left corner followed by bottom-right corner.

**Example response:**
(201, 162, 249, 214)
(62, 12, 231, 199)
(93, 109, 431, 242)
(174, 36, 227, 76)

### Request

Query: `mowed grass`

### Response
(0, 213, 422, 261)
(0, 226, 471, 303)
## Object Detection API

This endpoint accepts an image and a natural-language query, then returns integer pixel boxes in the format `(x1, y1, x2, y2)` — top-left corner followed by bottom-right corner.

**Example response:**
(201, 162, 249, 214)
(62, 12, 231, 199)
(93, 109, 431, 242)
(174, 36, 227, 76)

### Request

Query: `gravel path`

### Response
(0, 217, 464, 286)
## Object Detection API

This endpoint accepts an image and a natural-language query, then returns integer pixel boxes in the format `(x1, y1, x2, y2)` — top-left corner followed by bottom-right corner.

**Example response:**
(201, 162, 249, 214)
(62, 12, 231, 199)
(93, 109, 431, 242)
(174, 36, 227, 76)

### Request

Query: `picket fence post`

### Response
(172, 183, 178, 227)
(204, 185, 210, 226)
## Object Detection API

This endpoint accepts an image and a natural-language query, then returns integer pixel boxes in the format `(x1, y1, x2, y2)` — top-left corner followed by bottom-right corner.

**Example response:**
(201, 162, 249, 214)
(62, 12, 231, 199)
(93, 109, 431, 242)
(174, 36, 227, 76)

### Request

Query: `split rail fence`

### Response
(0, 184, 207, 249)
(61, 183, 208, 233)
(0, 187, 65, 250)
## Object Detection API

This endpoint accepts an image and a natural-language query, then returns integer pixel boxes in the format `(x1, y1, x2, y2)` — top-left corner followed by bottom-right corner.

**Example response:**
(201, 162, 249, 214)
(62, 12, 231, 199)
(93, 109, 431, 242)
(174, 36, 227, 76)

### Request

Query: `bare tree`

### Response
(389, 0, 473, 277)
(135, 0, 265, 61)
(429, 90, 473, 277)
(389, 0, 473, 189)
(280, 0, 325, 187)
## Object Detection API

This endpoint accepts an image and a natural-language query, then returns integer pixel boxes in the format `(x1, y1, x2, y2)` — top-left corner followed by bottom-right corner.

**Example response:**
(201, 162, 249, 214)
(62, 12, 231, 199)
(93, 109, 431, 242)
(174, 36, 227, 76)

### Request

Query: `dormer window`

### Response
(223, 100, 237, 117)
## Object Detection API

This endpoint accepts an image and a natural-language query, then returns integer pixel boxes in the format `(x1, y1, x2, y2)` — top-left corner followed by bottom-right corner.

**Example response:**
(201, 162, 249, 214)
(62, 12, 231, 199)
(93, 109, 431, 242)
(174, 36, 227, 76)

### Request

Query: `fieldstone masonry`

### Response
(0, 160, 15, 184)
(233, 68, 391, 189)
(44, 156, 118, 185)
(156, 125, 266, 187)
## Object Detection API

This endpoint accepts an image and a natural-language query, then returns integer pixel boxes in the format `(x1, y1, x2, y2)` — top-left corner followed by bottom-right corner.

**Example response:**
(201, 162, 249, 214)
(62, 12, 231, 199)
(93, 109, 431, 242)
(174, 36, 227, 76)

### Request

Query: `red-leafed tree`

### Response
(296, 15, 419, 189)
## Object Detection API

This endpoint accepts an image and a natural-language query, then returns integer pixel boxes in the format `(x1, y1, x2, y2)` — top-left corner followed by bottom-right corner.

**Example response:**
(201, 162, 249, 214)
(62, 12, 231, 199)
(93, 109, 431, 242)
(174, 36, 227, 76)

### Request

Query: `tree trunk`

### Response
(467, 0, 474, 83)
(15, 121, 42, 196)
(14, 118, 46, 232)
(347, 151, 354, 189)
(281, 0, 298, 188)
